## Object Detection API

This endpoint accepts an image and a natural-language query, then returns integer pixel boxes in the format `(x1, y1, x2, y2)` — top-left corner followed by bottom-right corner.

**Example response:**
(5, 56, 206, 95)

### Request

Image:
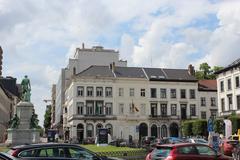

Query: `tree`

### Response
(195, 62, 223, 80)
(192, 120, 207, 137)
(213, 119, 224, 134)
(44, 105, 51, 133)
(181, 120, 193, 137)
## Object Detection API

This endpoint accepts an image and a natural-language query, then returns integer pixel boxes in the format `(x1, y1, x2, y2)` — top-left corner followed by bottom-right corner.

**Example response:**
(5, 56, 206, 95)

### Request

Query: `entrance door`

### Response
(139, 123, 148, 142)
(169, 123, 179, 137)
(77, 124, 84, 144)
(181, 104, 187, 120)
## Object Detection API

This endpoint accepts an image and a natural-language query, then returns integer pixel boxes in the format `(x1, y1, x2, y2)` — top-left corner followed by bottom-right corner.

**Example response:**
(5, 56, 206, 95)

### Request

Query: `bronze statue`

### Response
(21, 75, 31, 102)
(30, 112, 39, 129)
(9, 114, 20, 129)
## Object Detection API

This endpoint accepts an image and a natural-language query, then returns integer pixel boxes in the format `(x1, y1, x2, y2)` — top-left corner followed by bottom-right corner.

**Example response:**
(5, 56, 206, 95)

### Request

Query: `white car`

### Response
(187, 138, 208, 144)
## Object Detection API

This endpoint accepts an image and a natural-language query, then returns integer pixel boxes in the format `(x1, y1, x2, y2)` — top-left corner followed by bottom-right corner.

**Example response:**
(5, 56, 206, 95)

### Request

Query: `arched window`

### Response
(77, 123, 84, 143)
(161, 125, 168, 138)
(151, 124, 157, 137)
(105, 124, 113, 135)
(86, 124, 94, 137)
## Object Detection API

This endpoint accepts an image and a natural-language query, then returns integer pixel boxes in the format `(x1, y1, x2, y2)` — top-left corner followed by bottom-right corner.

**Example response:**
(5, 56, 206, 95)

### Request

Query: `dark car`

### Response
(6, 143, 120, 160)
(145, 143, 233, 160)
(0, 152, 18, 160)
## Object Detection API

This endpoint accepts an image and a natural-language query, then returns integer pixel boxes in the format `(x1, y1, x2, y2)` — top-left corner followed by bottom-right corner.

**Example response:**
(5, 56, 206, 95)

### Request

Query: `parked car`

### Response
(145, 143, 233, 160)
(222, 140, 239, 156)
(6, 143, 121, 160)
(140, 136, 156, 148)
(0, 152, 18, 160)
(228, 135, 240, 141)
(187, 138, 208, 144)
(160, 137, 185, 144)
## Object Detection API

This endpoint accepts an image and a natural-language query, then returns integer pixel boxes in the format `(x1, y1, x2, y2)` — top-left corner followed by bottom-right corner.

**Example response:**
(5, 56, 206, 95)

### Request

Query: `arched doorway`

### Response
(139, 123, 148, 141)
(169, 123, 179, 137)
(151, 124, 157, 138)
(96, 123, 103, 135)
(77, 124, 84, 143)
(161, 125, 168, 138)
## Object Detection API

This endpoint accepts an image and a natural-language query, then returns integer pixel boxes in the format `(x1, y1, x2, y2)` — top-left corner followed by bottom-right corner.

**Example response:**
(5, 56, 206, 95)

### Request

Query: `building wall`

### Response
(0, 87, 11, 142)
(217, 67, 240, 116)
(64, 76, 202, 141)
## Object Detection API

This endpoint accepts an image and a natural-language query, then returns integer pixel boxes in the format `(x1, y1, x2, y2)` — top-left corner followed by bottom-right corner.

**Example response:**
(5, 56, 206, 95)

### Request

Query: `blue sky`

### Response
(1, 0, 240, 126)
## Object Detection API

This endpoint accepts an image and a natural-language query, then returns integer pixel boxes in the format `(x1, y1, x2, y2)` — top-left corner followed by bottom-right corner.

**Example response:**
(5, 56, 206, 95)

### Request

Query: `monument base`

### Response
(6, 101, 40, 146)
(6, 128, 40, 145)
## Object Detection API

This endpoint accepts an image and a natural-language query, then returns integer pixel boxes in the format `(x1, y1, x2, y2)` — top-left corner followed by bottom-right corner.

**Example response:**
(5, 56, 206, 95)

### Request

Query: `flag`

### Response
(131, 100, 139, 112)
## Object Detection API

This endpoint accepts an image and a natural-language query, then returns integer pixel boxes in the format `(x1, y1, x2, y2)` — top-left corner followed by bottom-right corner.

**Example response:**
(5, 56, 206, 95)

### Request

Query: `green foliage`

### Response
(192, 120, 207, 136)
(195, 62, 223, 80)
(228, 115, 240, 134)
(181, 120, 193, 136)
(44, 105, 52, 132)
(213, 119, 224, 134)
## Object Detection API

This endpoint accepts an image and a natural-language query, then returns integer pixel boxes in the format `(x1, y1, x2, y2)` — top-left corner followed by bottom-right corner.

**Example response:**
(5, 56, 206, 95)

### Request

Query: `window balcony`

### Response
(68, 114, 117, 122)
(148, 115, 180, 120)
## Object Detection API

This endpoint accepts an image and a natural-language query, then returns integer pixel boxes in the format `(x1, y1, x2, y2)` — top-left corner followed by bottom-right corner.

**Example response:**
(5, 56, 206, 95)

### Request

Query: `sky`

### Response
(1, 0, 240, 126)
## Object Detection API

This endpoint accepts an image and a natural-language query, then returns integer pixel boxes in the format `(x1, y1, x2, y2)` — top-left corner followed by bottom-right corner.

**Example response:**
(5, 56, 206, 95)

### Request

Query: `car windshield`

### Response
(195, 139, 208, 144)
(152, 147, 172, 159)
(233, 136, 239, 141)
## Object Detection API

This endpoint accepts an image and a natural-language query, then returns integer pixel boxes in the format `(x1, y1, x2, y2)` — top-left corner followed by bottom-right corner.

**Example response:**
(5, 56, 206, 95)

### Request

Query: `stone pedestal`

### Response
(6, 101, 40, 145)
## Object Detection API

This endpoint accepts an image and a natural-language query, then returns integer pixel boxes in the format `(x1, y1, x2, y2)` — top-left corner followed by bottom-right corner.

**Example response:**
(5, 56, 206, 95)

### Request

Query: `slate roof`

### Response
(198, 80, 217, 91)
(76, 66, 114, 77)
(215, 58, 240, 74)
(114, 67, 146, 78)
(0, 77, 20, 97)
(76, 65, 197, 81)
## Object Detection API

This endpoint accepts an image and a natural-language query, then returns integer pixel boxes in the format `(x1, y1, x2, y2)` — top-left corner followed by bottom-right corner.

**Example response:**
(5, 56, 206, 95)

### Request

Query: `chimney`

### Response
(0, 46, 2, 76)
(188, 64, 195, 76)
(112, 62, 115, 72)
(82, 43, 85, 49)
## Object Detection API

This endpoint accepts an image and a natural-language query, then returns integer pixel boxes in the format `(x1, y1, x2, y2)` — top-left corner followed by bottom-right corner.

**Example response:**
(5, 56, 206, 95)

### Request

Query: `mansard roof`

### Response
(215, 58, 240, 74)
(76, 65, 197, 82)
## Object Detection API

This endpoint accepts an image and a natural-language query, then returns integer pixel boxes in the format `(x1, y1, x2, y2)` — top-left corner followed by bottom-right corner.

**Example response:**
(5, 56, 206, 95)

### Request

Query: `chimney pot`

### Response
(188, 64, 195, 76)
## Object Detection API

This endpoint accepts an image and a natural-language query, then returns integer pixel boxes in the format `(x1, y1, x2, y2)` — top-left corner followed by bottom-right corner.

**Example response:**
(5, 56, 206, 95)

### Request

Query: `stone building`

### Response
(215, 58, 240, 117)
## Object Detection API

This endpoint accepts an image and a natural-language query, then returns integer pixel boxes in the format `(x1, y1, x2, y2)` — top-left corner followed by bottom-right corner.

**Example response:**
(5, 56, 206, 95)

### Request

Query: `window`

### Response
(77, 86, 84, 96)
(201, 111, 206, 119)
(228, 79, 232, 90)
(140, 89, 145, 97)
(129, 103, 134, 114)
(65, 107, 67, 113)
(119, 88, 124, 96)
(190, 104, 196, 116)
(221, 98, 225, 112)
(96, 87, 103, 97)
(211, 111, 217, 119)
(86, 124, 94, 137)
(227, 94, 233, 110)
(95, 101, 104, 115)
(189, 89, 195, 99)
(180, 89, 186, 99)
(69, 147, 95, 159)
(76, 102, 84, 115)
(105, 124, 113, 135)
(86, 101, 94, 115)
(220, 81, 224, 92)
(161, 104, 167, 116)
(87, 87, 93, 97)
(201, 97, 206, 106)
(130, 88, 134, 97)
(211, 97, 216, 106)
(150, 103, 157, 116)
(170, 89, 176, 98)
(178, 146, 197, 154)
(171, 104, 177, 116)
(151, 88, 157, 98)
(119, 103, 124, 115)
(196, 145, 215, 156)
(140, 104, 146, 116)
(105, 103, 112, 115)
(160, 89, 167, 98)
(105, 87, 112, 97)
(236, 76, 240, 88)
(237, 95, 240, 110)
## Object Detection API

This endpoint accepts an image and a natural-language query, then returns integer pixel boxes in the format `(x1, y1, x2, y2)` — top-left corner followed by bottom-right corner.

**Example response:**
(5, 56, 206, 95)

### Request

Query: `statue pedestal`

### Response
(6, 101, 40, 145)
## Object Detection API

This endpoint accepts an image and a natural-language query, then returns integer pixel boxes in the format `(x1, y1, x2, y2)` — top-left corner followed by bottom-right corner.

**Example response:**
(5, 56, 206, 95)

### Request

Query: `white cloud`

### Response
(120, 34, 134, 64)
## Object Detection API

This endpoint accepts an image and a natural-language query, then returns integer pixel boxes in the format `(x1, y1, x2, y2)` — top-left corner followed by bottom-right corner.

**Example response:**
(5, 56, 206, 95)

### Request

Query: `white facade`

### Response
(55, 45, 127, 137)
(216, 64, 240, 117)
(64, 74, 203, 142)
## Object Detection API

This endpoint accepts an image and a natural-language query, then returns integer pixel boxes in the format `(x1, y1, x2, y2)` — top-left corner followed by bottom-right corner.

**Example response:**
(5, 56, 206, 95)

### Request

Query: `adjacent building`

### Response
(54, 44, 127, 138)
(215, 58, 240, 117)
